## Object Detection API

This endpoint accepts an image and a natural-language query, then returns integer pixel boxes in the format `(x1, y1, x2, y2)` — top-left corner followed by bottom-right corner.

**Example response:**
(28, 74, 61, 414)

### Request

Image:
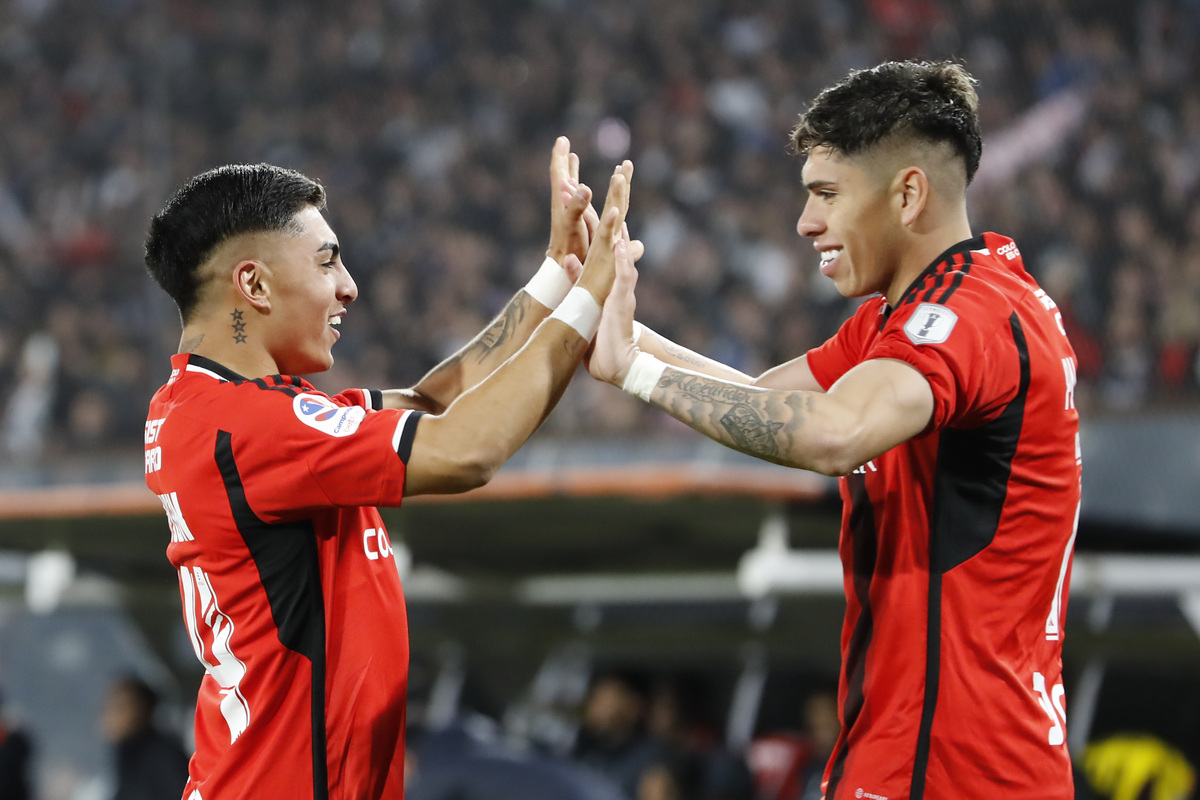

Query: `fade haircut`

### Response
(790, 61, 982, 185)
(144, 163, 326, 321)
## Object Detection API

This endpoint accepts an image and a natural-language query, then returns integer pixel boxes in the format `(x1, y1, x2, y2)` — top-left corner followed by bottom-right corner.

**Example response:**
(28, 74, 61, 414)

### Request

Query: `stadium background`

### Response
(0, 0, 1198, 797)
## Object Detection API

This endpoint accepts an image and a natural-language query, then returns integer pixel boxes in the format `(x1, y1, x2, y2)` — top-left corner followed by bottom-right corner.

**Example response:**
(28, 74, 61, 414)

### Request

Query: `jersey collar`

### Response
(171, 353, 315, 393)
(171, 353, 247, 383)
(892, 234, 987, 310)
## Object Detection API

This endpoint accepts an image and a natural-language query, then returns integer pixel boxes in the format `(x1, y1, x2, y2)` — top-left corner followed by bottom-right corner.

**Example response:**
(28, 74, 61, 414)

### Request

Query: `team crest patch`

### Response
(903, 303, 958, 345)
(293, 393, 365, 437)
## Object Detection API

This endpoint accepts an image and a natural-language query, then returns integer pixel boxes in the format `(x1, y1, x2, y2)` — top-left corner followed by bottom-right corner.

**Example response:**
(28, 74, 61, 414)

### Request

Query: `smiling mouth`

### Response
(819, 249, 842, 275)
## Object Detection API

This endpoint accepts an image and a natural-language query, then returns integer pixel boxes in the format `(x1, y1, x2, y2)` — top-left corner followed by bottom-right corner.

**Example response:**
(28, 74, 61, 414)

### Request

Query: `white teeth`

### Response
(820, 249, 841, 264)
(328, 317, 341, 326)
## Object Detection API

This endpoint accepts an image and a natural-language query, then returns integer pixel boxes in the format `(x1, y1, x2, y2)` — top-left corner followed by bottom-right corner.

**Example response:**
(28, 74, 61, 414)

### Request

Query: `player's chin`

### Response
(289, 351, 335, 376)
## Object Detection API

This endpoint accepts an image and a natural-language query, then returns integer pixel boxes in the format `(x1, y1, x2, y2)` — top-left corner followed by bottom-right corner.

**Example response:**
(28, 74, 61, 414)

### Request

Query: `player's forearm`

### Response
(409, 290, 549, 410)
(403, 318, 588, 495)
(639, 365, 851, 476)
(637, 327, 754, 383)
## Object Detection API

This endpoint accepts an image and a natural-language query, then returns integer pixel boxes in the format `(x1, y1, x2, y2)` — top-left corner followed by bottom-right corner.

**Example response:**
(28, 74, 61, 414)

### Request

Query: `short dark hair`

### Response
(790, 61, 983, 184)
(144, 163, 326, 321)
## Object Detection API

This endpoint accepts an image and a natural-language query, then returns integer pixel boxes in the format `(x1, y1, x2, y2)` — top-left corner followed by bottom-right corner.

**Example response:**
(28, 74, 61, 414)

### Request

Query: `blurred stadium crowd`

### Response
(0, 0, 1199, 464)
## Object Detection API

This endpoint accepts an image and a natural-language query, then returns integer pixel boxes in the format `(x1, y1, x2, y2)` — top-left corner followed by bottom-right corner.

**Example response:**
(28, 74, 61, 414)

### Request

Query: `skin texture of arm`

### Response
(403, 167, 632, 496)
(644, 357, 932, 476)
(589, 243, 932, 476)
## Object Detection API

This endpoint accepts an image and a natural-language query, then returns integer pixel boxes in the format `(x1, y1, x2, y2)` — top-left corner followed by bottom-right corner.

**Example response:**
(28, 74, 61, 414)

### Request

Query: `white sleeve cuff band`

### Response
(524, 256, 574, 309)
(549, 287, 602, 341)
(621, 351, 666, 401)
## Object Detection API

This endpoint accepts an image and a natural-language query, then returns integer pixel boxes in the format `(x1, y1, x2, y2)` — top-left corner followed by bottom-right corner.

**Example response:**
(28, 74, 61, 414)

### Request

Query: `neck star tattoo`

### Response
(231, 309, 247, 344)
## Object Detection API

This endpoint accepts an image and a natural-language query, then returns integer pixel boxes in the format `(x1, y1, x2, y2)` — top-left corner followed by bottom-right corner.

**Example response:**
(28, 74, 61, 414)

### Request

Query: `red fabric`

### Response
(146, 354, 418, 800)
(806, 233, 1081, 800)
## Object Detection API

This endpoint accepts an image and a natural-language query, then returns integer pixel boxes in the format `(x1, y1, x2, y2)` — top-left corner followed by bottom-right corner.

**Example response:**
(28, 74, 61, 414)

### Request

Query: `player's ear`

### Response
(233, 260, 271, 311)
(894, 166, 929, 228)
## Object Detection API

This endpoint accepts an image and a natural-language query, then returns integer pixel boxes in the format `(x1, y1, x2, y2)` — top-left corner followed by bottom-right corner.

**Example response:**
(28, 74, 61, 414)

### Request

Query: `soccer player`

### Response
(142, 139, 635, 800)
(588, 61, 1081, 799)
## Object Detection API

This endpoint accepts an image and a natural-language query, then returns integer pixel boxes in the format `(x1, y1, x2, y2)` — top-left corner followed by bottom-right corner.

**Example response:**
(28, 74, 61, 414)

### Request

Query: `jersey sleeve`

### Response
(806, 298, 887, 391)
(868, 287, 1020, 431)
(226, 386, 423, 522)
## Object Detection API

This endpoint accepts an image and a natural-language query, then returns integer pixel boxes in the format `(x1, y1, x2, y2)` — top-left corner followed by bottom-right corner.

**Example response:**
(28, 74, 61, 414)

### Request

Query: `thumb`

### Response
(562, 253, 584, 283)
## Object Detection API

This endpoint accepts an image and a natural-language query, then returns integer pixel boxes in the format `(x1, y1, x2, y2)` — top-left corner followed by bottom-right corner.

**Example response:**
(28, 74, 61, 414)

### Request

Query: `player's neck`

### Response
(178, 317, 280, 380)
(885, 214, 973, 307)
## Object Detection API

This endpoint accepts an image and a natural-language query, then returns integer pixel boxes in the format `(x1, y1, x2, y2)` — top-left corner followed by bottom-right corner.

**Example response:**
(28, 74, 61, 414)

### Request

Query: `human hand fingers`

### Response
(588, 238, 641, 384)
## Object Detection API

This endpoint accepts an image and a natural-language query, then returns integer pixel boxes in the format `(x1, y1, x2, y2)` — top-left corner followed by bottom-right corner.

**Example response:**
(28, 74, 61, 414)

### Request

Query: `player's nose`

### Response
(338, 264, 359, 303)
(796, 198, 824, 238)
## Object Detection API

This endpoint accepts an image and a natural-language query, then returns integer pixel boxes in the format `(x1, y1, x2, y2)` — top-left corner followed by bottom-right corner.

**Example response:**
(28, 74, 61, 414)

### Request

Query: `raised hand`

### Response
(546, 137, 597, 273)
(574, 161, 634, 304)
(587, 232, 642, 386)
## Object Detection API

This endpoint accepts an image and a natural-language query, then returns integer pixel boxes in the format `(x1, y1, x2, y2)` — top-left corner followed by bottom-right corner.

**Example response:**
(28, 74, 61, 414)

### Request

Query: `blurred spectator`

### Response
(0, 687, 33, 800)
(645, 673, 754, 800)
(746, 687, 838, 800)
(571, 670, 668, 800)
(100, 674, 189, 800)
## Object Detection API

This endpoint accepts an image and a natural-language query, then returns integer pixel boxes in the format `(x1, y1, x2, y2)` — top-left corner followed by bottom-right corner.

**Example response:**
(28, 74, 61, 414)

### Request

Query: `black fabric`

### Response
(396, 411, 425, 462)
(930, 313, 1030, 573)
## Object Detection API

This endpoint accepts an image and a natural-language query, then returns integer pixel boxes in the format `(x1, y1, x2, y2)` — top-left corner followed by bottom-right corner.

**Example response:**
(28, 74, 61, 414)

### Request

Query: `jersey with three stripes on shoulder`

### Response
(144, 353, 424, 800)
(805, 232, 1081, 800)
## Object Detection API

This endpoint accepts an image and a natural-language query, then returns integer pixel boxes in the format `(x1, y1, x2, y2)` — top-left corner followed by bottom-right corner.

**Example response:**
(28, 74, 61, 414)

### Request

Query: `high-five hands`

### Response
(587, 230, 642, 386)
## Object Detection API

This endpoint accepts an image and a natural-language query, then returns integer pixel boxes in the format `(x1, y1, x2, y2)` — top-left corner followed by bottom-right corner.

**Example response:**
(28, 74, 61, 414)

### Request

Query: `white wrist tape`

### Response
(524, 256, 573, 308)
(622, 351, 666, 401)
(631, 320, 645, 344)
(549, 287, 602, 341)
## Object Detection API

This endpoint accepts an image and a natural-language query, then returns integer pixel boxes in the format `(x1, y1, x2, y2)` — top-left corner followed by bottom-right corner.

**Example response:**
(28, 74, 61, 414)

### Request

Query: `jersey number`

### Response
(180, 564, 252, 743)
(1033, 671, 1067, 746)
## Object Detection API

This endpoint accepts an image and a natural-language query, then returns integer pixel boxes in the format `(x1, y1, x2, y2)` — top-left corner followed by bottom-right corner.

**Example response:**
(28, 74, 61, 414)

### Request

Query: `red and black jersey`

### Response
(144, 353, 424, 800)
(806, 233, 1081, 800)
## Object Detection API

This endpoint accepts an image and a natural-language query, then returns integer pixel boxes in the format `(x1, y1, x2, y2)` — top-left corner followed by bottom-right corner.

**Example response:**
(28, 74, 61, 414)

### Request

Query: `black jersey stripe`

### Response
(910, 312, 1030, 798)
(920, 268, 947, 303)
(215, 431, 330, 800)
(826, 472, 879, 800)
(188, 354, 246, 383)
(910, 570, 942, 800)
(895, 236, 987, 309)
(251, 377, 302, 398)
(935, 263, 971, 305)
(395, 411, 425, 462)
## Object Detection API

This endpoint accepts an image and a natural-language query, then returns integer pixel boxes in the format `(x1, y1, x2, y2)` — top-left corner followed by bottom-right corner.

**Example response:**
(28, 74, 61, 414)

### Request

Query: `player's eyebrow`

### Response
(318, 241, 340, 260)
(805, 179, 836, 194)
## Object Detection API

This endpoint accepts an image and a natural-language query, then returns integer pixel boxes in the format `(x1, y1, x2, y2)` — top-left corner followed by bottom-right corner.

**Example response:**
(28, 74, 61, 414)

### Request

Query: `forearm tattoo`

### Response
(656, 370, 813, 464)
(660, 340, 712, 370)
(470, 292, 532, 363)
(231, 309, 247, 344)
